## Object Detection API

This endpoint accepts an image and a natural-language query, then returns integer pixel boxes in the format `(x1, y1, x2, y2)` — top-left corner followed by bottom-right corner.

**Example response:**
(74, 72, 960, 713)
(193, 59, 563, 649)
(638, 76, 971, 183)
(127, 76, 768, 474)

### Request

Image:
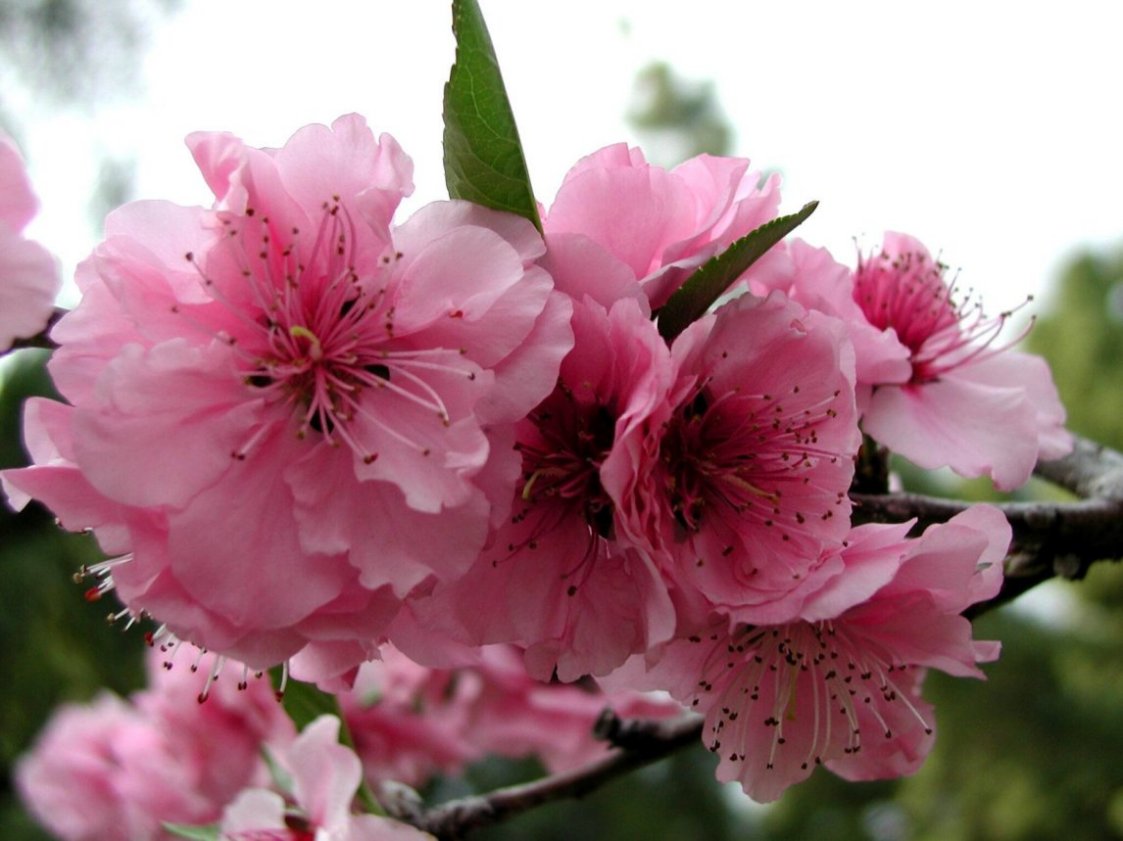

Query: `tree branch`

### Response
(394, 713, 703, 840)
(854, 433, 1123, 617)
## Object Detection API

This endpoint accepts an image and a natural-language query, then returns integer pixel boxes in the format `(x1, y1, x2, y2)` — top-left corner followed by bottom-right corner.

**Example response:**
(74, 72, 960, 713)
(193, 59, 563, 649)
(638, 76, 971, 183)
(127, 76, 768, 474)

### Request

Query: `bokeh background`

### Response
(3, 2, 1123, 838)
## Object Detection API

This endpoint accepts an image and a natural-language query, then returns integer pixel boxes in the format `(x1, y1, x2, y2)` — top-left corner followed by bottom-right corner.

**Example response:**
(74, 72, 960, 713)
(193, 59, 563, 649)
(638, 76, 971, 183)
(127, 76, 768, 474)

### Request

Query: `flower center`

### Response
(696, 621, 932, 774)
(517, 383, 617, 539)
(186, 199, 468, 463)
(661, 381, 844, 551)
(854, 245, 1030, 383)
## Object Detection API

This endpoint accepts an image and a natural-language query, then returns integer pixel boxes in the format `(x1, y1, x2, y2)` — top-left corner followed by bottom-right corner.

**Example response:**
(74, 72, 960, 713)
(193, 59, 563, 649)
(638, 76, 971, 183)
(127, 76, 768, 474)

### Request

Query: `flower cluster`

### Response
(17, 644, 680, 840)
(16, 649, 295, 841)
(3, 115, 1071, 812)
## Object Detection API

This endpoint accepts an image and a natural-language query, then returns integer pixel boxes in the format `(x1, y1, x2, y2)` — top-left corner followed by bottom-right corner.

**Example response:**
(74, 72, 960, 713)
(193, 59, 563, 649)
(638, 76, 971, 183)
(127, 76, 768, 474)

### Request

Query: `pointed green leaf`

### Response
(656, 201, 819, 341)
(163, 823, 219, 841)
(444, 0, 541, 231)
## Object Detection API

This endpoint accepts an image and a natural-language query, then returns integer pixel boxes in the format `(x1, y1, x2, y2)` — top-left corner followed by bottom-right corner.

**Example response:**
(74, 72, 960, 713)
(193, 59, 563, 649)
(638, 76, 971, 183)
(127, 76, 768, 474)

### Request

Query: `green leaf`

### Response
(656, 201, 819, 341)
(162, 823, 219, 841)
(444, 0, 541, 231)
(269, 666, 340, 732)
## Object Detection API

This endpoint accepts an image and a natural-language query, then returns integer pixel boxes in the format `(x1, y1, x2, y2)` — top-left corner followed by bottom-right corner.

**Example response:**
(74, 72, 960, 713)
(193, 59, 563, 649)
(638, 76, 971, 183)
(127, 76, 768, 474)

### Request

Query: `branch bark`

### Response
(394, 713, 704, 840)
(854, 433, 1123, 616)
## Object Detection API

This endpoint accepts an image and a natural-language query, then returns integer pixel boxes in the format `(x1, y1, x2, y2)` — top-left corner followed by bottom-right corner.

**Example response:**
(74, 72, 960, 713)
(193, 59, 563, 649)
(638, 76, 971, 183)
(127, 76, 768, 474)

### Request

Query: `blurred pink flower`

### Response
(443, 645, 682, 774)
(220, 715, 432, 840)
(1, 115, 571, 670)
(16, 648, 290, 841)
(341, 644, 683, 787)
(854, 232, 1071, 488)
(0, 133, 59, 349)
(341, 645, 481, 788)
(638, 505, 1009, 802)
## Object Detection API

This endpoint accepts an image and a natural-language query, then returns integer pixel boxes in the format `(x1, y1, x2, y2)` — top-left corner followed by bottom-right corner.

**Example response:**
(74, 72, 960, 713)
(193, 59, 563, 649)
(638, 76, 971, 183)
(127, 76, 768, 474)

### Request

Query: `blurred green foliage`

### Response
(627, 61, 733, 165)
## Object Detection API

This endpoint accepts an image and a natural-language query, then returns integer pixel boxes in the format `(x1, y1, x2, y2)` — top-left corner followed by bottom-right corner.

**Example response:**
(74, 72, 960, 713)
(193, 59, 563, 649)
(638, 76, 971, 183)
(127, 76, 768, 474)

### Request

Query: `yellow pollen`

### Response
(289, 325, 323, 361)
(722, 472, 781, 502)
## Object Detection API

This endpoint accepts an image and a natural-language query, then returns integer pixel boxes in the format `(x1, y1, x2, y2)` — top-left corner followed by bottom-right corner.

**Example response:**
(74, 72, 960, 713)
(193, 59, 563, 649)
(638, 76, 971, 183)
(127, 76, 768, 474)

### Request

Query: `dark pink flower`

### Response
(402, 298, 676, 681)
(1, 115, 571, 669)
(638, 505, 1008, 802)
(621, 291, 861, 624)
(0, 133, 59, 349)
(854, 232, 1071, 488)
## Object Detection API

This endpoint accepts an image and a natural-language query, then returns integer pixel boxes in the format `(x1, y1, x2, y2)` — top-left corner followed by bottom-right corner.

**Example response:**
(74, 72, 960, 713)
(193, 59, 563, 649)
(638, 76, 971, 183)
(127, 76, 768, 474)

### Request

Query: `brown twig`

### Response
(395, 713, 703, 840)
(856, 433, 1123, 616)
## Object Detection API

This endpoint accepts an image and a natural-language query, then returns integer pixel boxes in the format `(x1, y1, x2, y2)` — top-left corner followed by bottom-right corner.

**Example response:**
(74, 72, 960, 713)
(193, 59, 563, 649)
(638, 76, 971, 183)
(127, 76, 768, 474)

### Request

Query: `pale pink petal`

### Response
(826, 668, 936, 782)
(0, 136, 59, 348)
(71, 341, 262, 508)
(163, 428, 354, 632)
(795, 519, 914, 622)
(220, 788, 288, 834)
(287, 716, 362, 830)
(546, 151, 694, 279)
(287, 444, 489, 593)
(392, 224, 528, 331)
(541, 232, 647, 311)
(864, 374, 1039, 489)
(954, 350, 1072, 461)
(275, 114, 413, 232)
(0, 229, 59, 347)
(186, 130, 247, 204)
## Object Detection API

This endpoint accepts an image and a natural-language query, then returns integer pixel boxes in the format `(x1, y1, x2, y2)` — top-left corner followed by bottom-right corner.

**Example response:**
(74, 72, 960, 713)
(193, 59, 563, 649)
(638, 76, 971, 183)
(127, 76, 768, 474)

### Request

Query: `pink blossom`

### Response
(1, 115, 571, 669)
(746, 238, 912, 391)
(341, 646, 481, 788)
(620, 291, 861, 625)
(401, 298, 676, 681)
(341, 644, 683, 785)
(16, 648, 290, 841)
(219, 715, 432, 840)
(137, 647, 297, 802)
(543, 144, 780, 309)
(17, 693, 171, 841)
(854, 232, 1071, 489)
(446, 645, 682, 774)
(0, 133, 59, 349)
(636, 505, 1009, 802)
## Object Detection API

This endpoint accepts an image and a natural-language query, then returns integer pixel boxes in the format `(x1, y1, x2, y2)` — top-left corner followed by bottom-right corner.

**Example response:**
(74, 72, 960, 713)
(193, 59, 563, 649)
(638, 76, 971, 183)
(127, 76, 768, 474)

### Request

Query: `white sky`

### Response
(15, 0, 1123, 315)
